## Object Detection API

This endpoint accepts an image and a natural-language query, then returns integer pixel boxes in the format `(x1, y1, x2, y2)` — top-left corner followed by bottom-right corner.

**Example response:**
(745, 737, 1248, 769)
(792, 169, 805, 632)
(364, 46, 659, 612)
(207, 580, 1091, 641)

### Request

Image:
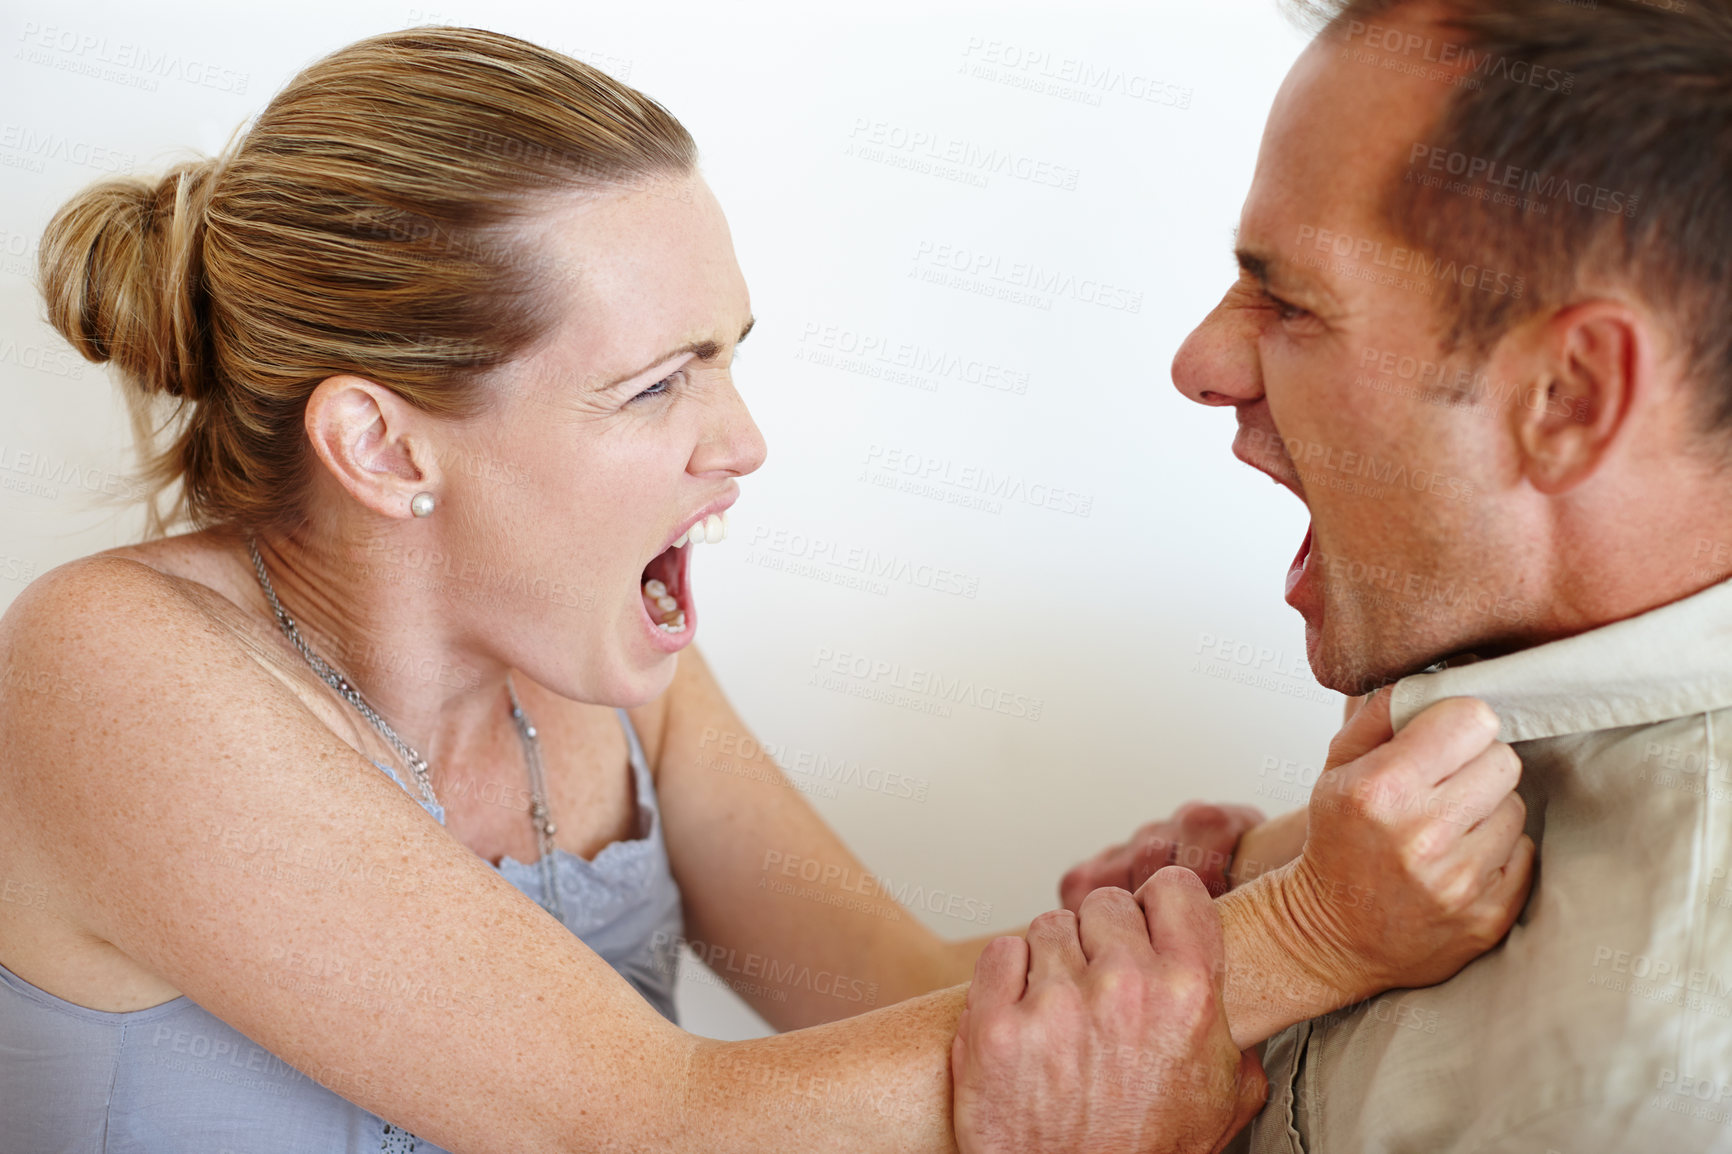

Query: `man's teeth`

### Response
(672, 511, 729, 549)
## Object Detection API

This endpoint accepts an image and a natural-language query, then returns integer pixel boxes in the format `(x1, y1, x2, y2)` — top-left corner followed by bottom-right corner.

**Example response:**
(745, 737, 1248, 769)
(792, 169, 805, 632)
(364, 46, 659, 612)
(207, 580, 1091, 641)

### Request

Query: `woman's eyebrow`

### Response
(603, 316, 755, 388)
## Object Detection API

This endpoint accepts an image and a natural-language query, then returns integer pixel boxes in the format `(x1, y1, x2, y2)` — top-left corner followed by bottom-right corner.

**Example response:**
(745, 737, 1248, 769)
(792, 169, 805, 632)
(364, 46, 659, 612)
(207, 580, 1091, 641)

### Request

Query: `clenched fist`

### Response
(952, 869, 1266, 1154)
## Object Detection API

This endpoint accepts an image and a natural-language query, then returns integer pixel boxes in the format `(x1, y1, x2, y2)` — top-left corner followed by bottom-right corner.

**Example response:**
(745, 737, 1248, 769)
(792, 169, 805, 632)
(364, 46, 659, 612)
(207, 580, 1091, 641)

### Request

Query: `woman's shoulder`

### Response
(1, 543, 210, 668)
(6, 531, 257, 634)
(0, 535, 376, 768)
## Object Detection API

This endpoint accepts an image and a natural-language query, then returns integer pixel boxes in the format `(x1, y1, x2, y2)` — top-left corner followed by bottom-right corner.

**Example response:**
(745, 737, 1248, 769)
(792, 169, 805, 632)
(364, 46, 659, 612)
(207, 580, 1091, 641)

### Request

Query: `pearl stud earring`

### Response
(410, 492, 435, 517)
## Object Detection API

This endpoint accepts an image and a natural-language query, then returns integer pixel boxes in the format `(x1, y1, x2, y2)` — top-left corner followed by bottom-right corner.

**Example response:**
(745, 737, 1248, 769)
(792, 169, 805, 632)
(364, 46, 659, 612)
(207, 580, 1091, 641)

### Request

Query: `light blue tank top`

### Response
(0, 708, 684, 1153)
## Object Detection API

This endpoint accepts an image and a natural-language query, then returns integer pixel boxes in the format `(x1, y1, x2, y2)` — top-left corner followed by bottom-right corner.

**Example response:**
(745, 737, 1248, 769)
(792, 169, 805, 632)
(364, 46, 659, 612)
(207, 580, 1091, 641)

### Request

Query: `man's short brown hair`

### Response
(1289, 0, 1732, 433)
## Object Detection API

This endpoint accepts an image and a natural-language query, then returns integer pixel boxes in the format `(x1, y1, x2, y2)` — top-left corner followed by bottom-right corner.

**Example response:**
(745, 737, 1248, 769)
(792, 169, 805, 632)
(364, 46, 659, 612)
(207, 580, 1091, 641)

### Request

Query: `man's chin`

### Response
(1301, 615, 1355, 695)
(1304, 616, 1392, 698)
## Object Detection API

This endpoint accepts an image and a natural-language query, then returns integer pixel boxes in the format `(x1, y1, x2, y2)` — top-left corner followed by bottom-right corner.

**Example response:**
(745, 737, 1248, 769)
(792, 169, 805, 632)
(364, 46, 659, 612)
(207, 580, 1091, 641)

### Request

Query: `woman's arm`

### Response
(633, 646, 1017, 1027)
(0, 558, 979, 1154)
(641, 648, 1532, 1056)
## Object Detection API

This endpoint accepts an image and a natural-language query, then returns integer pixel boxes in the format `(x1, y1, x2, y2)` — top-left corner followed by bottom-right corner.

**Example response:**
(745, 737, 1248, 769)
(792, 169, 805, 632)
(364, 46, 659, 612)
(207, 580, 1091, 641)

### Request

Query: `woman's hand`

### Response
(1215, 689, 1535, 1047)
(1060, 802, 1267, 909)
(953, 870, 1266, 1154)
(1224, 809, 1307, 887)
(1060, 695, 1375, 905)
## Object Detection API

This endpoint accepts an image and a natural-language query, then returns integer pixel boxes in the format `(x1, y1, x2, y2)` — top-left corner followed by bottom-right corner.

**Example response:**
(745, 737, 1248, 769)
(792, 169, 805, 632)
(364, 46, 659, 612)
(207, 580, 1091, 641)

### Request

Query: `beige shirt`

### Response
(1242, 575, 1732, 1153)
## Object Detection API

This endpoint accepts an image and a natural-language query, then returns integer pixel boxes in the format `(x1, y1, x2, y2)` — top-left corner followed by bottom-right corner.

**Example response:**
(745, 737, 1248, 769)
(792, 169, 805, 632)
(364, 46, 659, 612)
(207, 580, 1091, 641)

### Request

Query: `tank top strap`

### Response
(612, 707, 661, 832)
(368, 756, 447, 825)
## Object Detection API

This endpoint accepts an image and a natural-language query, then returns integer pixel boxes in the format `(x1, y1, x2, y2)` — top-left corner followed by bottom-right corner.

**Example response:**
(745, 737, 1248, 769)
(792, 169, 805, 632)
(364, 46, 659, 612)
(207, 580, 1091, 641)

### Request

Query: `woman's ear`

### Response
(304, 374, 442, 518)
(1512, 301, 1647, 495)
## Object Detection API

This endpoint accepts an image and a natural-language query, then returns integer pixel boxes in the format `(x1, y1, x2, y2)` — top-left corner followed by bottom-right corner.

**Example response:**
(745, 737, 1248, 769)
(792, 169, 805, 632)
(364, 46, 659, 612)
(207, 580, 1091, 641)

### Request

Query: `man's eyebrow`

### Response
(605, 315, 755, 388)
(1235, 247, 1274, 288)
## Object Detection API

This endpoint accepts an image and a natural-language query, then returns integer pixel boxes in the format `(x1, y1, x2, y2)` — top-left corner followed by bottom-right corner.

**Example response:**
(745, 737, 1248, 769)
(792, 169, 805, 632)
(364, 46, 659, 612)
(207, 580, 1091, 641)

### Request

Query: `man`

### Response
(1165, 0, 1732, 1148)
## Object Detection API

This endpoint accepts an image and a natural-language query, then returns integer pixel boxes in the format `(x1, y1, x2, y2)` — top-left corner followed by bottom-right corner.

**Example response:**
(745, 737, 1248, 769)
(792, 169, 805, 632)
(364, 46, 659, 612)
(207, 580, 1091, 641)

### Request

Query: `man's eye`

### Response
(1271, 297, 1311, 323)
(632, 372, 678, 402)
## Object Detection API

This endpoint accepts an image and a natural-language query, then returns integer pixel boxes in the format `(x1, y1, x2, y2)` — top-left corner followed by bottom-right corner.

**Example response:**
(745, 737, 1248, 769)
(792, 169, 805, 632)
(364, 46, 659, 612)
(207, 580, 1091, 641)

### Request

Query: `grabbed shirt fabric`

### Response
(0, 708, 684, 1154)
(1240, 576, 1732, 1154)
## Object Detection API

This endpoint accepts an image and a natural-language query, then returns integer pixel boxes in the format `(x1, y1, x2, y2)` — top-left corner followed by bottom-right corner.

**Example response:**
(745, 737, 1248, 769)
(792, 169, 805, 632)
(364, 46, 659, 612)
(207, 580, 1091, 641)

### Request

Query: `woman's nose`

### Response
(692, 380, 768, 478)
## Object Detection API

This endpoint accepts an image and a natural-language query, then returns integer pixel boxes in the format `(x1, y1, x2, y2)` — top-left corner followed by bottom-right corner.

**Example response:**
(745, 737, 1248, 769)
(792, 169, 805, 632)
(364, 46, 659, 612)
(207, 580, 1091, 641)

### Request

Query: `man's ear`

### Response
(1511, 301, 1646, 495)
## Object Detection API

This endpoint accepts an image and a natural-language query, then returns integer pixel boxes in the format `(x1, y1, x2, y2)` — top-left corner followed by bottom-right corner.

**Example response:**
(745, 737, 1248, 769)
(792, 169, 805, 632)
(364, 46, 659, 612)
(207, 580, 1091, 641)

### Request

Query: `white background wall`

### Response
(0, 0, 1341, 1039)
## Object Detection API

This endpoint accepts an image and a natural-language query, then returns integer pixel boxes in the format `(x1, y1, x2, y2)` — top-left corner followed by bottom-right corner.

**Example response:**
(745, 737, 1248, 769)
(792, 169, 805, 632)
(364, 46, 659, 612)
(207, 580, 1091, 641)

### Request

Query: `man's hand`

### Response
(953, 869, 1267, 1154)
(1060, 803, 1267, 908)
(1252, 690, 1536, 1012)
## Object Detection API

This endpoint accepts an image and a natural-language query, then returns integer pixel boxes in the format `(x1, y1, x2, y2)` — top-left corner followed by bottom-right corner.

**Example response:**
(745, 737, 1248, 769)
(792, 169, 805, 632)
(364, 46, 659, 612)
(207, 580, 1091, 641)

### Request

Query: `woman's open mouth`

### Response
(639, 509, 730, 647)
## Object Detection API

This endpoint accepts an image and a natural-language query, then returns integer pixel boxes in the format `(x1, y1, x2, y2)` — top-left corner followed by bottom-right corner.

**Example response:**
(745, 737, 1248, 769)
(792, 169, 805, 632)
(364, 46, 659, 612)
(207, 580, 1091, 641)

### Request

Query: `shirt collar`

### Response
(1389, 575, 1732, 743)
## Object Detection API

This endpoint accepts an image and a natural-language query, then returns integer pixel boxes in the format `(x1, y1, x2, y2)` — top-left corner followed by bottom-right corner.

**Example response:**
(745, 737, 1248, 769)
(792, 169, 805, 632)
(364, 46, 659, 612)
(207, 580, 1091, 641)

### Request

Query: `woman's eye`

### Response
(632, 372, 678, 403)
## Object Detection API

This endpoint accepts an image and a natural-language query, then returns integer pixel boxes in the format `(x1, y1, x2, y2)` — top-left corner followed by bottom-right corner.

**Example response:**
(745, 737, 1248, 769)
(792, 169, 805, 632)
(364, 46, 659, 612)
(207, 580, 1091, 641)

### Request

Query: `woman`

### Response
(0, 26, 1534, 1154)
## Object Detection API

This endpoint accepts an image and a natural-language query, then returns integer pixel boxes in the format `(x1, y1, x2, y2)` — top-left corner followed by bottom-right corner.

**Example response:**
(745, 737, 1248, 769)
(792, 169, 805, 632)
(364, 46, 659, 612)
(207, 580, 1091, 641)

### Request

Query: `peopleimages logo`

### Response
(760, 850, 993, 926)
(911, 240, 1144, 314)
(16, 21, 250, 94)
(810, 646, 1045, 722)
(847, 118, 1081, 190)
(862, 443, 1094, 517)
(651, 931, 880, 1006)
(1293, 225, 1524, 298)
(797, 321, 1031, 396)
(957, 37, 1195, 110)
(1237, 427, 1479, 504)
(1341, 20, 1575, 93)
(1406, 144, 1641, 219)
(0, 124, 134, 173)
(748, 524, 981, 599)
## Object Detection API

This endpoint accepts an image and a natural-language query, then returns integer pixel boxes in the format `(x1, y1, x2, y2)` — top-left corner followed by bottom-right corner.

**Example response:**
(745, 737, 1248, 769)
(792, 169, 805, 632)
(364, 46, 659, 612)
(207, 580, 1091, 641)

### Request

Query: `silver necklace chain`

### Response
(245, 534, 565, 922)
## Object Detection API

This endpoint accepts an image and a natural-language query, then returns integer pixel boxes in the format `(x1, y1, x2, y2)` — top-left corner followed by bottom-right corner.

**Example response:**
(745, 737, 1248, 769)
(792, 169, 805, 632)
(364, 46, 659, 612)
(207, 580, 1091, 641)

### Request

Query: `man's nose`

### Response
(1171, 284, 1267, 409)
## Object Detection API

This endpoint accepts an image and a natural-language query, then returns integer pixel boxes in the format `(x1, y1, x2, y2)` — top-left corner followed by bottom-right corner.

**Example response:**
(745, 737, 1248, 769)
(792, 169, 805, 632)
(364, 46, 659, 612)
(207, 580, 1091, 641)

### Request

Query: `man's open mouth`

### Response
(1231, 420, 1315, 605)
(1287, 524, 1314, 598)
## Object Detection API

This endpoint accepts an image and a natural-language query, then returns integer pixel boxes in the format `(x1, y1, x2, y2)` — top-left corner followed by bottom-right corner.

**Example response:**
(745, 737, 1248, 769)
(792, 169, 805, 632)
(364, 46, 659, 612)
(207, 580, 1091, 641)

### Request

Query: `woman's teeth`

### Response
(642, 574, 687, 633)
(645, 512, 730, 635)
(671, 511, 729, 549)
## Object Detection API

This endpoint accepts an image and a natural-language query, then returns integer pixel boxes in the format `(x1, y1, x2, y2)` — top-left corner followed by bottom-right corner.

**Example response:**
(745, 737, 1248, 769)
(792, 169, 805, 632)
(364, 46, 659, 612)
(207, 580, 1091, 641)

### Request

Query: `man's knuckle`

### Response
(1374, 752, 1421, 787)
(1401, 822, 1447, 865)
(1435, 865, 1479, 910)
(1029, 909, 1075, 939)
(1090, 958, 1149, 1006)
(974, 1012, 1027, 1064)
(1080, 885, 1138, 918)
(1159, 966, 1216, 1021)
(1183, 805, 1230, 831)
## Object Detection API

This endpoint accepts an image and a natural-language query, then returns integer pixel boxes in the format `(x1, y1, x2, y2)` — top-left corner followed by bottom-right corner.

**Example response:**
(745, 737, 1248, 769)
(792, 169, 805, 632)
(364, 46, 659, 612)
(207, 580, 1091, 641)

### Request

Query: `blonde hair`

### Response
(37, 26, 696, 540)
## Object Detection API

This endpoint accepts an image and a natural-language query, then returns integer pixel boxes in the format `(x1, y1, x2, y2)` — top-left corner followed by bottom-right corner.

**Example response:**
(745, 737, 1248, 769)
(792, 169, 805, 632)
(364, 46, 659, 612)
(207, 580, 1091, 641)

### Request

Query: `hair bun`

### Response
(37, 157, 218, 402)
